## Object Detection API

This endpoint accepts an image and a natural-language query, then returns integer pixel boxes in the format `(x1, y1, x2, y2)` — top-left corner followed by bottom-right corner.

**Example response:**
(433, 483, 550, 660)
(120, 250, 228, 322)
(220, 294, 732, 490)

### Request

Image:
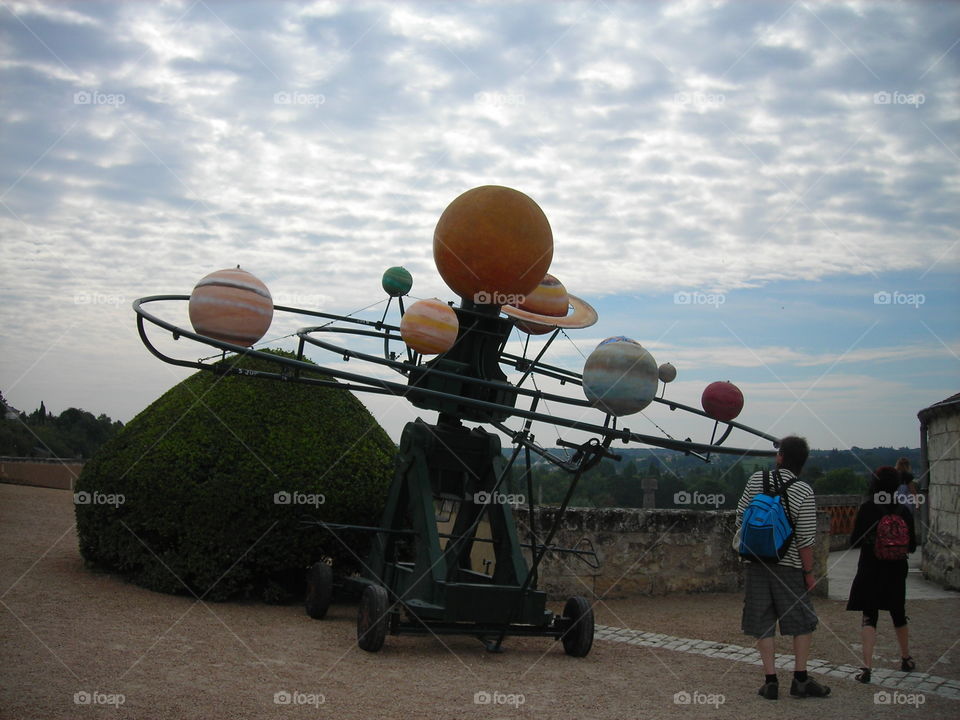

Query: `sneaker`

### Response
(757, 680, 778, 700)
(790, 677, 830, 698)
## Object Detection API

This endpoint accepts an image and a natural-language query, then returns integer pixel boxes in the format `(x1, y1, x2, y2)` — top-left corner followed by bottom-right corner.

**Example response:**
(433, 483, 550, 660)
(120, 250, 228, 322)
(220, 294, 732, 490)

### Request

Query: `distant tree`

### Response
(814, 468, 867, 495)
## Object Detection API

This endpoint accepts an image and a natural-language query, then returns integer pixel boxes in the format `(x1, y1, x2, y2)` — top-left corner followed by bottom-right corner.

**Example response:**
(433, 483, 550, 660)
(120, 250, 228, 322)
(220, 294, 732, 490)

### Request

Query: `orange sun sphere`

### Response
(433, 185, 553, 304)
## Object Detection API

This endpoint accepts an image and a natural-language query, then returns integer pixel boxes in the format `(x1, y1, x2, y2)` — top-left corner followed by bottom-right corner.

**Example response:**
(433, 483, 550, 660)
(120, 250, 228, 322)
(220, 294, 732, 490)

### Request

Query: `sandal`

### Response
(901, 656, 916, 672)
(855, 667, 871, 683)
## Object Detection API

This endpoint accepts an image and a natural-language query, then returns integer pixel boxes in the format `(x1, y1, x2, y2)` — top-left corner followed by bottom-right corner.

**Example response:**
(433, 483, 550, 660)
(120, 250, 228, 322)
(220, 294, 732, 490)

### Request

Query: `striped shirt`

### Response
(735, 468, 817, 570)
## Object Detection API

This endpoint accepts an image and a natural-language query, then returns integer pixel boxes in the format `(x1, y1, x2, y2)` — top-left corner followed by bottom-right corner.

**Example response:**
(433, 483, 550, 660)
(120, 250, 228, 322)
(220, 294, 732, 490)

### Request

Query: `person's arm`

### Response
(792, 482, 818, 590)
(799, 546, 816, 591)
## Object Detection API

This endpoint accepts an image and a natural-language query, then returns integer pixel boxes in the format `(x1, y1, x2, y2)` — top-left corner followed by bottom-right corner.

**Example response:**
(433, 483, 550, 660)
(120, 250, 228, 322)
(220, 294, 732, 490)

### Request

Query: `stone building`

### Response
(919, 392, 960, 590)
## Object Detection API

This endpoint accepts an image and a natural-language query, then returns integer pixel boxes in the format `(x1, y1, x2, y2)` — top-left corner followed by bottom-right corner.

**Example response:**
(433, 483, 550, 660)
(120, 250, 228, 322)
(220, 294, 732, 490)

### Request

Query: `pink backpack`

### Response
(874, 512, 909, 561)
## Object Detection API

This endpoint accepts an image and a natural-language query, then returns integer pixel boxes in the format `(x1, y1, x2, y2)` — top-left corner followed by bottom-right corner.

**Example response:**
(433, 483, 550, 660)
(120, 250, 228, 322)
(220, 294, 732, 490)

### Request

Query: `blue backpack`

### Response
(739, 470, 796, 562)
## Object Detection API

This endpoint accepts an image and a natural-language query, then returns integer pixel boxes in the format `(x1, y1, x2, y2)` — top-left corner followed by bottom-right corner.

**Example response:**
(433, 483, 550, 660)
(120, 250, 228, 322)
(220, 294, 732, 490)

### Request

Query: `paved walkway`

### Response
(595, 549, 960, 701)
(594, 625, 960, 700)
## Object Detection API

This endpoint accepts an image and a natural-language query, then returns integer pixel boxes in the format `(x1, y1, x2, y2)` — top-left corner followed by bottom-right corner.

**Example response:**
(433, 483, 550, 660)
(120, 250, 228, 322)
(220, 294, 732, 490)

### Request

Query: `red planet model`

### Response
(701, 380, 744, 422)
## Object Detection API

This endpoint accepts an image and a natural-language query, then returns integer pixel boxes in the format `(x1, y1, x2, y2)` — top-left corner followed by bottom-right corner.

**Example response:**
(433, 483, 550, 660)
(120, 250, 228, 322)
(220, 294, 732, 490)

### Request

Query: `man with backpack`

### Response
(735, 435, 830, 700)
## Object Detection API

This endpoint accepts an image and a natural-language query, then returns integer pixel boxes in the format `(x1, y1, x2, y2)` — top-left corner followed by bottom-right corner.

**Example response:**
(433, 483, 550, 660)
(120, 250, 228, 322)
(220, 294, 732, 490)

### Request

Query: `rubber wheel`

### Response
(561, 595, 594, 657)
(357, 584, 389, 652)
(305, 562, 333, 619)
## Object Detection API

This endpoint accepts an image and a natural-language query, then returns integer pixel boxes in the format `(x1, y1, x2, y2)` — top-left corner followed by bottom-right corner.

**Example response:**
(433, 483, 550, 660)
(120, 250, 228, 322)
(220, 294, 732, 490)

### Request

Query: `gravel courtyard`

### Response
(2, 482, 958, 719)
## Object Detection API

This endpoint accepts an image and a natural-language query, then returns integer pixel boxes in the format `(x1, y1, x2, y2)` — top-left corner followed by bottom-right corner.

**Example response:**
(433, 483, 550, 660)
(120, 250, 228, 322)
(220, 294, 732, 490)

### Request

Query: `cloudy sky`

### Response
(1, 0, 957, 456)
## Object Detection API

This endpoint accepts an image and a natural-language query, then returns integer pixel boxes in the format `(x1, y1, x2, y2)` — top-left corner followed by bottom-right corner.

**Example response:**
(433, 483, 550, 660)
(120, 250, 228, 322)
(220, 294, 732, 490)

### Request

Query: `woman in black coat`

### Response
(846, 466, 917, 683)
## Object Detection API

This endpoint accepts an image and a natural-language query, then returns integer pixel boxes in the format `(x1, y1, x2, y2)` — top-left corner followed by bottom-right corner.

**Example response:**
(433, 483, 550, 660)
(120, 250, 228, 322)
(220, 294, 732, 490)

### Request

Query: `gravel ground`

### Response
(2, 483, 958, 720)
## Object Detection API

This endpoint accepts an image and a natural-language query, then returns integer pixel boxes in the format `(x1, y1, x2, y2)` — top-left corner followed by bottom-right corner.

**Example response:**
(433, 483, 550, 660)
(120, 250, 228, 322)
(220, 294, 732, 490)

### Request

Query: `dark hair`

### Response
(869, 466, 900, 506)
(778, 435, 809, 475)
(895, 457, 911, 474)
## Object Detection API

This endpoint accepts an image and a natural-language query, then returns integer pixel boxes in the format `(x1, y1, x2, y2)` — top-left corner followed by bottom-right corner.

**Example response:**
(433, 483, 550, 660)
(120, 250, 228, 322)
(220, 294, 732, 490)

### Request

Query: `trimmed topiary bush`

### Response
(75, 350, 396, 602)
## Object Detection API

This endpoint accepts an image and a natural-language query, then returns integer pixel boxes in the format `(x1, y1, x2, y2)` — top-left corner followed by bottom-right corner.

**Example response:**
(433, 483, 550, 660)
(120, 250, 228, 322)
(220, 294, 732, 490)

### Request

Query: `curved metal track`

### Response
(134, 295, 778, 458)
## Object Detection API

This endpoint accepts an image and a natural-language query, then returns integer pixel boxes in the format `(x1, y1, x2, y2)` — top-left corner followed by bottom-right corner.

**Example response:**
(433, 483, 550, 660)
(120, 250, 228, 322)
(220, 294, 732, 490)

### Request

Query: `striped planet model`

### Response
(582, 336, 659, 417)
(188, 267, 274, 346)
(400, 298, 459, 355)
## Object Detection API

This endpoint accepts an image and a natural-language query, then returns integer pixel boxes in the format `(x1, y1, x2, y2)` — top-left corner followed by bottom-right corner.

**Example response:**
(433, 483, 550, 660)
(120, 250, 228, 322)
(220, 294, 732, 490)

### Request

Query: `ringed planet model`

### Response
(502, 273, 598, 333)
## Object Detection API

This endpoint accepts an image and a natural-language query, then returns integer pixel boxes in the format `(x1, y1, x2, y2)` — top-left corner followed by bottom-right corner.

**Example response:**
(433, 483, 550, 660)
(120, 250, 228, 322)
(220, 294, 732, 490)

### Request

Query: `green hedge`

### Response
(75, 350, 396, 602)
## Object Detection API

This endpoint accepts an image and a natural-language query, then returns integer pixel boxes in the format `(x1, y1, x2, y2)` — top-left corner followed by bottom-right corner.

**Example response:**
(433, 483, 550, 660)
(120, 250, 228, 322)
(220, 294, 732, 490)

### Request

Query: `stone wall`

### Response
(514, 507, 831, 599)
(923, 409, 960, 590)
(0, 457, 83, 490)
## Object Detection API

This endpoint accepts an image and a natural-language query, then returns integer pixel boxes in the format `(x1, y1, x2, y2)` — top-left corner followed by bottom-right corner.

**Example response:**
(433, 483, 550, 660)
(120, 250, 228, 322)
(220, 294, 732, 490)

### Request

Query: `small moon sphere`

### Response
(188, 267, 273, 346)
(701, 381, 744, 422)
(658, 362, 677, 383)
(400, 298, 459, 355)
(582, 336, 659, 416)
(433, 185, 553, 302)
(382, 266, 413, 297)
